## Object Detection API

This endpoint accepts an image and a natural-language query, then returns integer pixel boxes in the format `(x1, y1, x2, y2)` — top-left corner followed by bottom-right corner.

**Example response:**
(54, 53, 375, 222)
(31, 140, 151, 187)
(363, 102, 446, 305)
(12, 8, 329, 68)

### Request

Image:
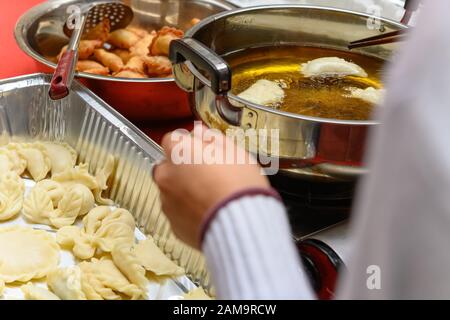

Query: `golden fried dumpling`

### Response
(112, 49, 132, 64)
(111, 243, 148, 290)
(42, 142, 77, 175)
(21, 283, 60, 300)
(108, 29, 140, 49)
(57, 40, 103, 61)
(82, 17, 111, 43)
(94, 49, 124, 73)
(144, 56, 172, 77)
(47, 266, 87, 300)
(122, 56, 146, 74)
(19, 143, 51, 181)
(130, 32, 155, 57)
(113, 69, 146, 78)
(0, 172, 24, 221)
(149, 26, 184, 56)
(126, 26, 149, 38)
(134, 237, 184, 277)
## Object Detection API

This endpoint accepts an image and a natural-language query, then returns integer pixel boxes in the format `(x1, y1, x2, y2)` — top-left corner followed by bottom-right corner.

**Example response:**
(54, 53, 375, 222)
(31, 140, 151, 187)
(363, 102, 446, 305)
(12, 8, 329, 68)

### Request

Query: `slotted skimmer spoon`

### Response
(49, 1, 133, 100)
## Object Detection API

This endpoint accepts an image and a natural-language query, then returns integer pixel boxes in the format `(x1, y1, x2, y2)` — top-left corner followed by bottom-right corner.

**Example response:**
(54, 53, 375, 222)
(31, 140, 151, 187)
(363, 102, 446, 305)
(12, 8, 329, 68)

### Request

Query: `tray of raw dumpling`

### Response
(0, 73, 211, 300)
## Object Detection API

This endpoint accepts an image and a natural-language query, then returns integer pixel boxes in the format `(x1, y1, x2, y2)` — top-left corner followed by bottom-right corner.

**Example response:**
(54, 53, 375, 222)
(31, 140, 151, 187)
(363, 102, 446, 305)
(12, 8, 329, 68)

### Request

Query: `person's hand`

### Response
(153, 125, 270, 249)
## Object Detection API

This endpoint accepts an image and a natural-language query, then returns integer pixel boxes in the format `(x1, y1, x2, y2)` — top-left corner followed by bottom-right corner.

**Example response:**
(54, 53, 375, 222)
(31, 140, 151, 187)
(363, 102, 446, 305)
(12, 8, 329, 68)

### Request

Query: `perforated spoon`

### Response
(49, 1, 133, 100)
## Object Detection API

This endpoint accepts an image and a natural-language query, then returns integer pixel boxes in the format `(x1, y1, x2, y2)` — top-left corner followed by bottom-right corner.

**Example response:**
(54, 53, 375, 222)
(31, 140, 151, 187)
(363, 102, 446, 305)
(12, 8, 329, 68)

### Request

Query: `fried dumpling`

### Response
(0, 226, 59, 283)
(112, 49, 132, 64)
(94, 49, 124, 73)
(238, 79, 285, 107)
(111, 243, 148, 289)
(19, 143, 51, 181)
(134, 237, 184, 277)
(130, 33, 155, 57)
(42, 142, 77, 175)
(113, 69, 146, 78)
(0, 172, 24, 221)
(47, 266, 87, 300)
(126, 26, 149, 38)
(144, 56, 172, 77)
(346, 86, 385, 105)
(82, 17, 110, 43)
(149, 26, 184, 56)
(301, 57, 368, 78)
(21, 283, 60, 300)
(108, 29, 140, 49)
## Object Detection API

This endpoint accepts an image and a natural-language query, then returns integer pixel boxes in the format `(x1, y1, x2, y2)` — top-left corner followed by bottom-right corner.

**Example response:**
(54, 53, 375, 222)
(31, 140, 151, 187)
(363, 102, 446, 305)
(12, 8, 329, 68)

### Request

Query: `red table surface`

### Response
(0, 0, 194, 145)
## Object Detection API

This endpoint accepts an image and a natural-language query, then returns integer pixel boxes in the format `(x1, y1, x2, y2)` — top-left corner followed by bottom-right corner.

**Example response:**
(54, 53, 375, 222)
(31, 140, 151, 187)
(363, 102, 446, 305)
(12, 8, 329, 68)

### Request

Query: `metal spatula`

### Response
(49, 1, 133, 100)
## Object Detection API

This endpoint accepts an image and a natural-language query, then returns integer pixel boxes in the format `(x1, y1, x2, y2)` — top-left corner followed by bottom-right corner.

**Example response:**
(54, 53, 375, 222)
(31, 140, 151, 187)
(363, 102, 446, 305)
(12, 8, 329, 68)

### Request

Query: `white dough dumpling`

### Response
(47, 266, 87, 300)
(237, 79, 285, 107)
(21, 283, 60, 300)
(346, 86, 385, 105)
(301, 57, 368, 78)
(42, 142, 77, 175)
(0, 172, 24, 221)
(18, 143, 52, 181)
(0, 226, 59, 283)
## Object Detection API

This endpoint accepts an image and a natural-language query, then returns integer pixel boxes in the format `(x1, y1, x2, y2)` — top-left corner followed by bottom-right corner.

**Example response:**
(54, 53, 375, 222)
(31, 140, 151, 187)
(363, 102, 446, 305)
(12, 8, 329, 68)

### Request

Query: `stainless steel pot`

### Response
(169, 5, 406, 181)
(14, 0, 235, 121)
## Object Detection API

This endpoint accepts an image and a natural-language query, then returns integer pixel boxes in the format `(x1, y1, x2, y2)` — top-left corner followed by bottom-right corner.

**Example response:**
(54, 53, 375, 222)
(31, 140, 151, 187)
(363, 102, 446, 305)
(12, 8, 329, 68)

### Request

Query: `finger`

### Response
(161, 129, 190, 156)
(152, 159, 170, 188)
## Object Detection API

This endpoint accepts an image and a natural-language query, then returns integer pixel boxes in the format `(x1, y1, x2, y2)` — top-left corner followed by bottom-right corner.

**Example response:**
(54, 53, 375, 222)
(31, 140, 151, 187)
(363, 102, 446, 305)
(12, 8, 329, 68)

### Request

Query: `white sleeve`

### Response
(202, 194, 314, 300)
(338, 0, 450, 299)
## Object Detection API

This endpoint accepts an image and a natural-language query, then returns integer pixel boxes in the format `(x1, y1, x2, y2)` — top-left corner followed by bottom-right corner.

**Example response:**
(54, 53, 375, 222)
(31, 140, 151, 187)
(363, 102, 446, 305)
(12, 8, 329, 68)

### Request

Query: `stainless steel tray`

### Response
(0, 73, 210, 289)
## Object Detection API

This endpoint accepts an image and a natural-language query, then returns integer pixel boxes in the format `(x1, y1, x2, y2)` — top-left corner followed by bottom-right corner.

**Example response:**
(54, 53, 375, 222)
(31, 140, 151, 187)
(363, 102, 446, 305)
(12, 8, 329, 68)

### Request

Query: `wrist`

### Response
(198, 187, 283, 247)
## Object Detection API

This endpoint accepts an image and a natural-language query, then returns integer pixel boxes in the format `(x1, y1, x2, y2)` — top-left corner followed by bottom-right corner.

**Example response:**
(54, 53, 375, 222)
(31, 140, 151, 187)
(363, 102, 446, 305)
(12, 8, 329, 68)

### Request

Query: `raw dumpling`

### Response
(1, 144, 27, 175)
(42, 142, 77, 175)
(346, 86, 385, 105)
(52, 163, 99, 190)
(0, 226, 59, 283)
(0, 172, 24, 221)
(111, 243, 148, 289)
(47, 266, 86, 300)
(21, 283, 60, 300)
(237, 79, 285, 107)
(301, 57, 368, 78)
(34, 180, 65, 207)
(183, 287, 212, 300)
(57, 207, 135, 260)
(23, 186, 54, 225)
(50, 187, 84, 228)
(0, 149, 13, 175)
(79, 257, 145, 300)
(93, 155, 115, 205)
(134, 237, 184, 277)
(18, 143, 52, 181)
(0, 279, 4, 296)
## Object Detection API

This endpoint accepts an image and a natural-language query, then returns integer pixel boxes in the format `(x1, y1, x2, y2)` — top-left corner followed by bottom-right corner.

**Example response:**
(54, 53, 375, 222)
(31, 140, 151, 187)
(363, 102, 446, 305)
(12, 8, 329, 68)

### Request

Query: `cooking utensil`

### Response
(348, 29, 408, 49)
(15, 0, 235, 120)
(170, 5, 406, 181)
(49, 1, 133, 100)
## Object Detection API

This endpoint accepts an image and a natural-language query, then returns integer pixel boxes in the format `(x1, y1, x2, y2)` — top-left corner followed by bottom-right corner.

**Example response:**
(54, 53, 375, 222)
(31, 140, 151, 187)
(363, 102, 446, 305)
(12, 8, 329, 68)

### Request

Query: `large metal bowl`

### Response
(15, 0, 235, 121)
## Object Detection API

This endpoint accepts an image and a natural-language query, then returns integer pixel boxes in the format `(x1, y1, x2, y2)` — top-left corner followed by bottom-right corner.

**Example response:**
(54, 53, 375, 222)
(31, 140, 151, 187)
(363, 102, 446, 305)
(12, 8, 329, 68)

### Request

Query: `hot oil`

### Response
(225, 46, 385, 121)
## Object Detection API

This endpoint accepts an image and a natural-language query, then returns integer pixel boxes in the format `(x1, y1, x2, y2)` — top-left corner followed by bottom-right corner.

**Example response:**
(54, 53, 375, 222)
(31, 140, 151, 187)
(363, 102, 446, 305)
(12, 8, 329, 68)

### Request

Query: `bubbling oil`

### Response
(225, 46, 385, 121)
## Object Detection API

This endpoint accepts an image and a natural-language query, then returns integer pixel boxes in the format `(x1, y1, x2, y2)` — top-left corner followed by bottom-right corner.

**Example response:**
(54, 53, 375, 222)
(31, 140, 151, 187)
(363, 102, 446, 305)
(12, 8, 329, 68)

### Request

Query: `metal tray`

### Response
(0, 73, 210, 292)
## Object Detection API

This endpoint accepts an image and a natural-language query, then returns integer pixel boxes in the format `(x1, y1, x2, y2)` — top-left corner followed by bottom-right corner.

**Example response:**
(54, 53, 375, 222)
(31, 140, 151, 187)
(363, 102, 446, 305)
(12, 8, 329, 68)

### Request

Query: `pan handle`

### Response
(170, 38, 232, 95)
(49, 50, 77, 100)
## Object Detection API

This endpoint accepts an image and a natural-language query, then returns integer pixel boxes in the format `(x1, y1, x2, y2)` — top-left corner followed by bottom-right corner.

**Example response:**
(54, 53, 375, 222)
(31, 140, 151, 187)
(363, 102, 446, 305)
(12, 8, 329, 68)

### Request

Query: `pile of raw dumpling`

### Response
(0, 141, 207, 300)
